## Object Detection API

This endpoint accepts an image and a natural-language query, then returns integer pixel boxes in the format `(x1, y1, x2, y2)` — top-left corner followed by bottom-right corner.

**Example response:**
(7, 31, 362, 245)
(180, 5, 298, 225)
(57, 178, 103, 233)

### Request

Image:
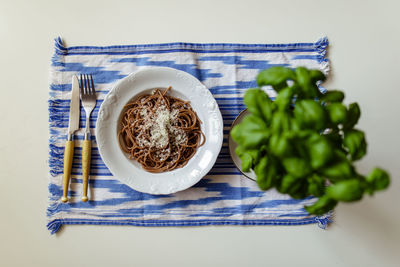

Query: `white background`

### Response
(1, 0, 399, 266)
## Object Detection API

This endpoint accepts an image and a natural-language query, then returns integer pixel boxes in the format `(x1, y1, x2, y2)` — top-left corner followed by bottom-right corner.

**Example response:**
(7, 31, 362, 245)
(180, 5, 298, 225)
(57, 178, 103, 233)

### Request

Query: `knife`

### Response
(61, 75, 80, 203)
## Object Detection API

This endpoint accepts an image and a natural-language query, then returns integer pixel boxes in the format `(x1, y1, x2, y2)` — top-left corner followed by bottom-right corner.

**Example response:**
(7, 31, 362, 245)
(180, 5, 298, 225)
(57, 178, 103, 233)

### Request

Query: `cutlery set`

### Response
(61, 74, 96, 203)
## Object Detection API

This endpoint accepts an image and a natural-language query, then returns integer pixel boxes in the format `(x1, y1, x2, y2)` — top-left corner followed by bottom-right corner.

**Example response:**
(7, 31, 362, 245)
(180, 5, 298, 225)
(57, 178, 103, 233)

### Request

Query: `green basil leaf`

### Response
(366, 168, 390, 191)
(296, 129, 314, 140)
(256, 66, 296, 91)
(321, 90, 345, 103)
(282, 157, 312, 178)
(305, 195, 337, 215)
(292, 130, 313, 159)
(269, 134, 293, 158)
(294, 100, 327, 131)
(289, 117, 301, 132)
(240, 153, 252, 172)
(324, 129, 343, 148)
(260, 144, 269, 153)
(326, 179, 364, 202)
(293, 143, 308, 160)
(295, 67, 310, 87)
(235, 146, 261, 172)
(343, 129, 367, 161)
(307, 134, 334, 169)
(278, 174, 308, 199)
(290, 181, 309, 199)
(275, 86, 295, 110)
(243, 89, 273, 123)
(255, 156, 279, 190)
(247, 149, 261, 165)
(344, 102, 361, 129)
(295, 67, 321, 98)
(234, 145, 245, 157)
(235, 145, 250, 171)
(334, 148, 350, 161)
(309, 69, 326, 83)
(230, 114, 269, 149)
(320, 160, 354, 180)
(278, 174, 299, 194)
(326, 103, 347, 124)
(307, 174, 325, 197)
(270, 111, 291, 133)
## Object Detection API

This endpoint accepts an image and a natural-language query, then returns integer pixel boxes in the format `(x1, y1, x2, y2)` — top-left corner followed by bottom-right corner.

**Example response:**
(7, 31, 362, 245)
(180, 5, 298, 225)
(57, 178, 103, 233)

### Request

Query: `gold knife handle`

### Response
(61, 140, 74, 203)
(81, 138, 91, 202)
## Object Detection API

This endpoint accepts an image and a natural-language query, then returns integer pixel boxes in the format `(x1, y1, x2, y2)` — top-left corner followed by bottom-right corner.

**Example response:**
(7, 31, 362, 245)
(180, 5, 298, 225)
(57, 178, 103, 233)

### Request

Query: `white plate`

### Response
(96, 67, 223, 194)
(228, 109, 257, 181)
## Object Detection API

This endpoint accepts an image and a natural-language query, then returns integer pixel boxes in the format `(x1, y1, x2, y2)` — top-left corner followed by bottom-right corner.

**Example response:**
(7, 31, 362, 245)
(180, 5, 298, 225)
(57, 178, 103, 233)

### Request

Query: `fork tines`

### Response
(79, 74, 95, 95)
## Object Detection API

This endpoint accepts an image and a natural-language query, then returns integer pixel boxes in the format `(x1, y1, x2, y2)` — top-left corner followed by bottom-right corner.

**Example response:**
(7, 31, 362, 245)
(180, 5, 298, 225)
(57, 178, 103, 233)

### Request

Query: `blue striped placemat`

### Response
(47, 37, 332, 234)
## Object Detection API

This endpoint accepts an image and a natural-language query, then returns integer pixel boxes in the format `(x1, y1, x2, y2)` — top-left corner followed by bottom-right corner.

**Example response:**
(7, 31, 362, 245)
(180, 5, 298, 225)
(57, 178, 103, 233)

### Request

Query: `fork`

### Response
(80, 74, 96, 202)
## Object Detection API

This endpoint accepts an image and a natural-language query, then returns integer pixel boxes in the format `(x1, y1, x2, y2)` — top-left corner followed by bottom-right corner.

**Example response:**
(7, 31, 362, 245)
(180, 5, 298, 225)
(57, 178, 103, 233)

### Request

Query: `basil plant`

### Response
(231, 67, 390, 215)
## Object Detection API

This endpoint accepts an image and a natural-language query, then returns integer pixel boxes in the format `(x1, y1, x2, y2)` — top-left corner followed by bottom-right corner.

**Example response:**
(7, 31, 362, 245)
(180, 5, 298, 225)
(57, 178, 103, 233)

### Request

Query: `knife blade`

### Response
(68, 75, 80, 136)
(61, 75, 81, 203)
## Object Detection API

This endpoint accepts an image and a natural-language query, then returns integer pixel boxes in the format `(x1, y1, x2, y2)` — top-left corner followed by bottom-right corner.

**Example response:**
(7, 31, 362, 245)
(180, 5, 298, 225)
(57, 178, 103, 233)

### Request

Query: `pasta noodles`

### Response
(118, 87, 205, 173)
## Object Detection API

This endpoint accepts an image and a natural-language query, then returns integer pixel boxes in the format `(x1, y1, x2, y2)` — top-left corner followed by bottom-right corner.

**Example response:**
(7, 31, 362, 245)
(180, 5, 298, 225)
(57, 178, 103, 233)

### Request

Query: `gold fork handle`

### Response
(61, 140, 74, 203)
(81, 138, 91, 202)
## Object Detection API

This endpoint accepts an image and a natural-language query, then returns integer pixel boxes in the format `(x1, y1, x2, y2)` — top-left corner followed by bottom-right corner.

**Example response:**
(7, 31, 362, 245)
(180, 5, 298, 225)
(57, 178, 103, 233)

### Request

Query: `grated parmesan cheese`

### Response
(151, 106, 170, 148)
(134, 103, 188, 156)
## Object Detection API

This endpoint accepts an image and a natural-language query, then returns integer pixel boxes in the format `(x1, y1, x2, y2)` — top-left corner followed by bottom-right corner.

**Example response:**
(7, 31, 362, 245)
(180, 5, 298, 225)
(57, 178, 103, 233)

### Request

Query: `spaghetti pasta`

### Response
(118, 87, 205, 173)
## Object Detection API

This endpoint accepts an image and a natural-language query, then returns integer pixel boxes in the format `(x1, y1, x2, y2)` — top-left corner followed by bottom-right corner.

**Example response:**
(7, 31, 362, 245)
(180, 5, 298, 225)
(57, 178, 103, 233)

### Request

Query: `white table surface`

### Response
(1, 0, 399, 266)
